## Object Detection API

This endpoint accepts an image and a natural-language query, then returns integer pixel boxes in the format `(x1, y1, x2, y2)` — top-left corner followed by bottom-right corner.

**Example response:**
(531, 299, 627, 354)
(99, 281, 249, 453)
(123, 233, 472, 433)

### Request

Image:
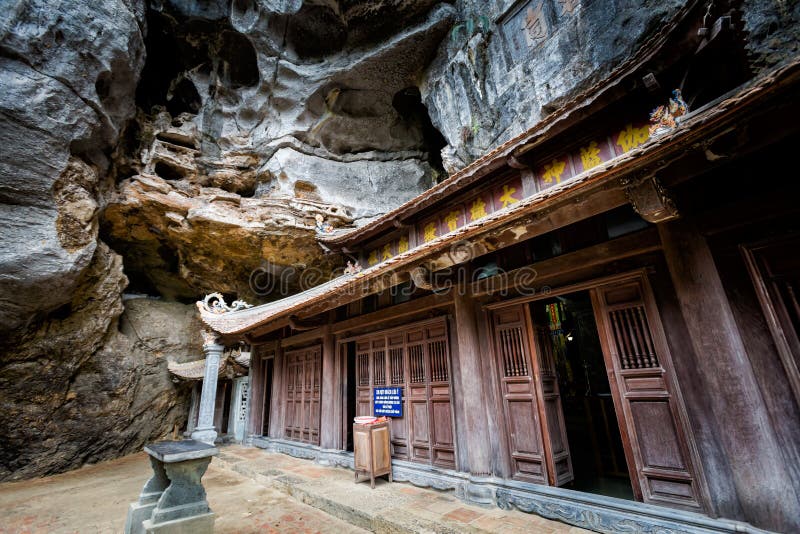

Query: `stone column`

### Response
(191, 331, 224, 445)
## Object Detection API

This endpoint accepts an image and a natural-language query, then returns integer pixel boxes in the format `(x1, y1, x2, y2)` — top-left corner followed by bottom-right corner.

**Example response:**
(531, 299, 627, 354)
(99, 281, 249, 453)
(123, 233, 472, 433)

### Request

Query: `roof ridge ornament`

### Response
(198, 293, 253, 314)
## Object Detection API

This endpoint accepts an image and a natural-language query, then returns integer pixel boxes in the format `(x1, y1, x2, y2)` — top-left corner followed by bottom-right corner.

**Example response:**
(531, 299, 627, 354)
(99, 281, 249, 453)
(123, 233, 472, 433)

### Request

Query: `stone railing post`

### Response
(191, 330, 224, 444)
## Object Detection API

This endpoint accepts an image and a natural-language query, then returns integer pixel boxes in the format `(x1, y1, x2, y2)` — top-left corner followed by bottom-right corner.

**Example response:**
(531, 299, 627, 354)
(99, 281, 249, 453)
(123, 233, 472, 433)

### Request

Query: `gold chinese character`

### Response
(523, 4, 547, 46)
(615, 123, 650, 152)
(470, 197, 488, 221)
(541, 159, 566, 184)
(423, 222, 437, 242)
(398, 235, 409, 253)
(382, 243, 392, 261)
(580, 141, 602, 170)
(444, 210, 460, 232)
(499, 185, 519, 208)
(367, 250, 378, 266)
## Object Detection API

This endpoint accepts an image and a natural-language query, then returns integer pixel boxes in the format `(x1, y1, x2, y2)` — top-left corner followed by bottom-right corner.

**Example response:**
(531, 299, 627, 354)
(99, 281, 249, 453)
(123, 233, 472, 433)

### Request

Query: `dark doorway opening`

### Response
(219, 381, 232, 436)
(345, 341, 357, 452)
(531, 291, 634, 500)
(262, 357, 274, 436)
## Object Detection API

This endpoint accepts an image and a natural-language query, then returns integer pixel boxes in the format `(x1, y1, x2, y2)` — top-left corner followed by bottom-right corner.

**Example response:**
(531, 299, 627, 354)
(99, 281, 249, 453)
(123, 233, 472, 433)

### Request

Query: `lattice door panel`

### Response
(283, 345, 322, 446)
(592, 276, 706, 510)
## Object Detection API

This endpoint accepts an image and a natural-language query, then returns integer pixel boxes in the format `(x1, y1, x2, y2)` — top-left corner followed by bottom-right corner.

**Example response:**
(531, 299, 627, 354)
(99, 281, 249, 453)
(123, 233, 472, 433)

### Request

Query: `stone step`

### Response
(212, 447, 576, 534)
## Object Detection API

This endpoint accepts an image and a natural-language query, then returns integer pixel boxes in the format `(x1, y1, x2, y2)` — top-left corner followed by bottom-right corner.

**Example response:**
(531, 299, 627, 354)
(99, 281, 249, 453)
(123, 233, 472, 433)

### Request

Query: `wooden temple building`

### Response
(191, 7, 800, 533)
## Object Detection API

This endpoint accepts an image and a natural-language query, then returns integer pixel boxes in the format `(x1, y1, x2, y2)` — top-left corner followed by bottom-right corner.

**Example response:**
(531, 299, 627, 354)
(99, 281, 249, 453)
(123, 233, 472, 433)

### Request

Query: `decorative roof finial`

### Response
(198, 292, 252, 314)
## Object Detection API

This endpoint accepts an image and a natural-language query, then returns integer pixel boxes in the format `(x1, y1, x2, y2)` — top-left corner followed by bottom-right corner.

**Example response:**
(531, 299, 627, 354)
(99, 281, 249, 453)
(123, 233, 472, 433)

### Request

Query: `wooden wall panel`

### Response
(283, 345, 322, 446)
(345, 317, 456, 469)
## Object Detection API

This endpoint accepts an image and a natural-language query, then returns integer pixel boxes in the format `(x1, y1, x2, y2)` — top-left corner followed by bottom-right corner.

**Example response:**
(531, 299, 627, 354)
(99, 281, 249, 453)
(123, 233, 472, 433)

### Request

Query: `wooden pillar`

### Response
(452, 290, 492, 476)
(659, 218, 800, 531)
(319, 328, 341, 449)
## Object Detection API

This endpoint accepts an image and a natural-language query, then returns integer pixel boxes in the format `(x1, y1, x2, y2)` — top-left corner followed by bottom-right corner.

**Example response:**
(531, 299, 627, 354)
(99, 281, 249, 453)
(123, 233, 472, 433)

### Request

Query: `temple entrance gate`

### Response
(488, 271, 707, 511)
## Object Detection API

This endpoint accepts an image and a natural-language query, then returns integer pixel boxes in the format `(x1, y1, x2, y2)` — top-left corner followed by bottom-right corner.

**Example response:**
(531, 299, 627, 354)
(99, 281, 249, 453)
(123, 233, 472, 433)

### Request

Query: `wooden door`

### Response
(591, 275, 706, 510)
(531, 325, 574, 486)
(355, 340, 372, 417)
(283, 346, 322, 445)
(424, 322, 456, 468)
(490, 305, 572, 485)
(350, 318, 455, 468)
(742, 236, 800, 405)
(387, 332, 409, 459)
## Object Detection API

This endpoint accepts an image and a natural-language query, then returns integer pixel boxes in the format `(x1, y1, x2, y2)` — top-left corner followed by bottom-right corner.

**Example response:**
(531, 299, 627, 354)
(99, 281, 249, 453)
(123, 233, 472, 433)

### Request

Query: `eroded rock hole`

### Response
(154, 161, 186, 181)
(393, 86, 446, 174)
(136, 9, 258, 114)
(285, 4, 347, 58)
(155, 132, 196, 150)
(167, 78, 201, 115)
(217, 31, 259, 88)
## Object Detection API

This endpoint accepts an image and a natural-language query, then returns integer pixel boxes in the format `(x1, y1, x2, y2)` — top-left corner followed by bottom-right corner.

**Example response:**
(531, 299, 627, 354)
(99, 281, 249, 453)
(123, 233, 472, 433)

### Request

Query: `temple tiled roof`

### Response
(317, 1, 693, 248)
(168, 358, 228, 380)
(198, 56, 800, 337)
(167, 348, 251, 380)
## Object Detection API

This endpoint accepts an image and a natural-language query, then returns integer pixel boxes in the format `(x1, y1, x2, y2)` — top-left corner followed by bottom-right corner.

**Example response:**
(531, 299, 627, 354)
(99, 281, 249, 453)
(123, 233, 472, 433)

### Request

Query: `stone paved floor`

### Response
(0, 445, 589, 533)
(216, 445, 589, 534)
(0, 451, 366, 534)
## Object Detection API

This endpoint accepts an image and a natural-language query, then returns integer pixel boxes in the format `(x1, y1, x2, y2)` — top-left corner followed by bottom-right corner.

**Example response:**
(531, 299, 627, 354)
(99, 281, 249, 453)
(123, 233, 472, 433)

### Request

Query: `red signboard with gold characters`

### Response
(362, 118, 653, 267)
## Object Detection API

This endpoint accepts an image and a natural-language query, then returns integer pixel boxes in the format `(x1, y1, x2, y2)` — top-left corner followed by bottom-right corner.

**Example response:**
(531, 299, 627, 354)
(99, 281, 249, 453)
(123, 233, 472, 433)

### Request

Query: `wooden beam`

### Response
(289, 315, 325, 331)
(429, 187, 628, 273)
(280, 325, 328, 349)
(624, 176, 679, 223)
(473, 227, 661, 297)
(319, 329, 338, 449)
(452, 290, 493, 475)
(331, 292, 453, 335)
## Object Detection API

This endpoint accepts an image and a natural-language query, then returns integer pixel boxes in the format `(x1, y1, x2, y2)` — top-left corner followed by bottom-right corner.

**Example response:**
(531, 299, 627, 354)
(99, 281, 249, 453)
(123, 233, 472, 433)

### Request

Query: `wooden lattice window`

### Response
(429, 339, 449, 382)
(409, 344, 425, 383)
(498, 327, 529, 377)
(372, 349, 386, 385)
(607, 305, 659, 369)
(357, 352, 369, 386)
(390, 347, 404, 384)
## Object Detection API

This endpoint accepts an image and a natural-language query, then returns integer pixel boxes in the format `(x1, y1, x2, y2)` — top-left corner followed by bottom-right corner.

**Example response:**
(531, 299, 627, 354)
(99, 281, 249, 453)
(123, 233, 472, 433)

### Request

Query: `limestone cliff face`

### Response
(1, 0, 799, 481)
(420, 0, 691, 170)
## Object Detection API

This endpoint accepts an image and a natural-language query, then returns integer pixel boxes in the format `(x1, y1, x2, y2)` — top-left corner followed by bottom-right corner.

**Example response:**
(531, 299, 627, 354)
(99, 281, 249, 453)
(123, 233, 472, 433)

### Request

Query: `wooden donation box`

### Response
(353, 419, 392, 488)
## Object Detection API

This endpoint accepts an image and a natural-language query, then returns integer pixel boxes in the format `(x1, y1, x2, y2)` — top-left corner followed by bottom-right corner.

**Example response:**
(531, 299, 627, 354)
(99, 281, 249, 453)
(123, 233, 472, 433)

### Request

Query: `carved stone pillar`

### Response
(191, 331, 224, 445)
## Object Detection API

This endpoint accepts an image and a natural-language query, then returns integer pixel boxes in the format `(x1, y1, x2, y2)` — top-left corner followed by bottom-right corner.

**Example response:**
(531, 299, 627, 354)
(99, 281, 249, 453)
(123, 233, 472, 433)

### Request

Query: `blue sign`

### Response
(373, 387, 403, 417)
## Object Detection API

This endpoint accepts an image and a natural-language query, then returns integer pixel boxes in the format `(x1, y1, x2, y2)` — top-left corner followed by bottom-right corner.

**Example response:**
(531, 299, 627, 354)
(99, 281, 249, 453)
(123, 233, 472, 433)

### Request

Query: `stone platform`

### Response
(214, 445, 585, 533)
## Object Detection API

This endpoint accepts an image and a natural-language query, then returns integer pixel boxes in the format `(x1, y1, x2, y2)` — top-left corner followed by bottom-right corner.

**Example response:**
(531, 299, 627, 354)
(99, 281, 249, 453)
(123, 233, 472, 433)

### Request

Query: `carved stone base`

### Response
(126, 440, 218, 534)
(142, 512, 214, 534)
(124, 501, 158, 534)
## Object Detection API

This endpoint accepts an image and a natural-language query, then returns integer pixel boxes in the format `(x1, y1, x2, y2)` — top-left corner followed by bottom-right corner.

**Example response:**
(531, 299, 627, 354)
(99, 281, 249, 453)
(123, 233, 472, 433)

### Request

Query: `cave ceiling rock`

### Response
(103, 172, 350, 301)
(253, 2, 457, 218)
